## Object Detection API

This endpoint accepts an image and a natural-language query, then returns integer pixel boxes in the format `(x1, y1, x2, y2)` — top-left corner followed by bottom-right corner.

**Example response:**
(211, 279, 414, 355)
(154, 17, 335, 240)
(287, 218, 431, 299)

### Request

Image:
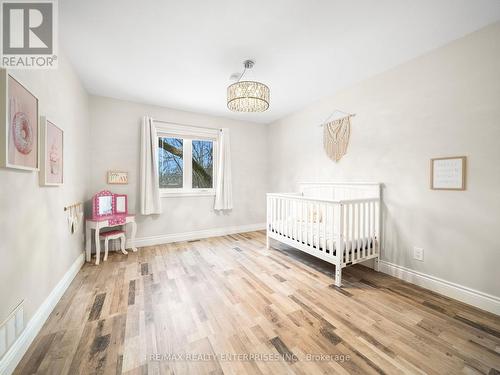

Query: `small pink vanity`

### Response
(85, 190, 137, 264)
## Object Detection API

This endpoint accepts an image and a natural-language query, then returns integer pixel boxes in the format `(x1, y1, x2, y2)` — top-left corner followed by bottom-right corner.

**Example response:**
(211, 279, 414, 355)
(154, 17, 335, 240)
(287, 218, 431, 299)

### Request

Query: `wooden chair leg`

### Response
(120, 235, 128, 255)
(104, 238, 109, 261)
(95, 231, 100, 265)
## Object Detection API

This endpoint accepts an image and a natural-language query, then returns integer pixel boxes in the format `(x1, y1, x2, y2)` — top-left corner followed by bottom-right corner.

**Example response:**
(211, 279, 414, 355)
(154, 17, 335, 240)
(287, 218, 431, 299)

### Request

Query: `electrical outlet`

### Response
(413, 247, 424, 261)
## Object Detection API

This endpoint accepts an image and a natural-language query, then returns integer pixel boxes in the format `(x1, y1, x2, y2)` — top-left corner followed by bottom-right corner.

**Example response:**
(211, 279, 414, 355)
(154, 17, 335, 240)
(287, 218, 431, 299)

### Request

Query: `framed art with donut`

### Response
(40, 116, 64, 186)
(0, 69, 40, 171)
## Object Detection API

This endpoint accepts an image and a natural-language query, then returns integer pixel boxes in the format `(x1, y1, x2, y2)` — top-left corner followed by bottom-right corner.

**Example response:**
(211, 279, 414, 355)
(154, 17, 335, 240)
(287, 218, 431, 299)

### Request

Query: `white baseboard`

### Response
(0, 253, 85, 375)
(379, 260, 500, 316)
(128, 223, 266, 248)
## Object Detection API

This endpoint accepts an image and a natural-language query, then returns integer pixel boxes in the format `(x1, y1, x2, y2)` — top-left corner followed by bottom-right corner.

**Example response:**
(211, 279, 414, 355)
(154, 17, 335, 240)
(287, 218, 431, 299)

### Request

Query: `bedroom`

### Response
(0, 0, 499, 374)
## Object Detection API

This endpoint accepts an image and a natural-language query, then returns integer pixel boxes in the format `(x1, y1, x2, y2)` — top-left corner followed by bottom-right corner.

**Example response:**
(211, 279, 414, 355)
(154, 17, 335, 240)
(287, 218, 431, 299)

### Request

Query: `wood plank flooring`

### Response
(14, 231, 500, 374)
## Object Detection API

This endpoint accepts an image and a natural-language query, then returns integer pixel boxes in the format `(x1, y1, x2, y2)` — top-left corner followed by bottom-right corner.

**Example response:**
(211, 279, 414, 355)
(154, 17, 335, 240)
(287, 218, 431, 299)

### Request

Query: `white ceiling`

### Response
(60, 0, 500, 124)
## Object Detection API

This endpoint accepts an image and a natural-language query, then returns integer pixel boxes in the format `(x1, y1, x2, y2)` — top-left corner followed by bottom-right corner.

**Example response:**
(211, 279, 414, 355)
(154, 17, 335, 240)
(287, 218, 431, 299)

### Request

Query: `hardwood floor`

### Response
(14, 231, 500, 374)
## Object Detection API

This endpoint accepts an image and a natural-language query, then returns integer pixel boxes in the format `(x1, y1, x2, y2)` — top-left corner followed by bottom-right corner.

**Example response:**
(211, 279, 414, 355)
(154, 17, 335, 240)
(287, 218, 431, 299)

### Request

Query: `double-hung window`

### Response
(157, 122, 218, 197)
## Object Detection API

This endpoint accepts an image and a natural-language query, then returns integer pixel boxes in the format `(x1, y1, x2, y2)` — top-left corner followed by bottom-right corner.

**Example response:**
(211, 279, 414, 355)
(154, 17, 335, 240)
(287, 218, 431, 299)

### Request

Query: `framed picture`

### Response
(107, 170, 128, 184)
(0, 70, 40, 171)
(40, 117, 63, 186)
(431, 156, 466, 190)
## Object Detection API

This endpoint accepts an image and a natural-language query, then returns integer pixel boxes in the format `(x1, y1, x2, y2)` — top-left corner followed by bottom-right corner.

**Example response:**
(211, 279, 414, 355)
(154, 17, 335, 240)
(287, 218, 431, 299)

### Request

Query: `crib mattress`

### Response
(269, 219, 375, 255)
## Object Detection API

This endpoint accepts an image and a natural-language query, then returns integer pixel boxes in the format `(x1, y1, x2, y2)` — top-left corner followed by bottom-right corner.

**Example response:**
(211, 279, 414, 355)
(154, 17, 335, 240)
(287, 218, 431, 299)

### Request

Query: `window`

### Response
(157, 124, 217, 197)
(192, 140, 214, 189)
(158, 138, 184, 189)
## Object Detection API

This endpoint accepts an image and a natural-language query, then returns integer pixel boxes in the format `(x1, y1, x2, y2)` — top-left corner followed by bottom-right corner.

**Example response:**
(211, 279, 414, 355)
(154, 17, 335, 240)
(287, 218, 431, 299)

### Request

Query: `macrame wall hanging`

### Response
(321, 110, 355, 162)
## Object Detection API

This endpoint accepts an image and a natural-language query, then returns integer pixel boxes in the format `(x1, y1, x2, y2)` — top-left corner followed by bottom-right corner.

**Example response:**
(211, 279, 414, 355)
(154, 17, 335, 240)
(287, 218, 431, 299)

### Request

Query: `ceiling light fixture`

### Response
(227, 60, 270, 112)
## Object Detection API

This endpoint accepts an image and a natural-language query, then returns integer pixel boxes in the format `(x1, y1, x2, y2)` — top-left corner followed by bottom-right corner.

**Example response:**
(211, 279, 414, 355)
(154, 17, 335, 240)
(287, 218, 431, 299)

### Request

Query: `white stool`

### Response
(98, 230, 127, 264)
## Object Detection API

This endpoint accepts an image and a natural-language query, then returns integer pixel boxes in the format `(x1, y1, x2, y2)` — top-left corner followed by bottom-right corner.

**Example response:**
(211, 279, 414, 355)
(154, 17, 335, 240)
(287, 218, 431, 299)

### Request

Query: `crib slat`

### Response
(368, 201, 371, 257)
(288, 199, 292, 238)
(366, 201, 369, 255)
(295, 200, 300, 241)
(286, 199, 290, 238)
(361, 202, 364, 258)
(326, 204, 330, 253)
(281, 198, 286, 236)
(361, 202, 365, 258)
(345, 203, 349, 265)
(305, 200, 308, 244)
(343, 203, 348, 265)
(309, 201, 313, 246)
(357, 202, 361, 260)
(356, 202, 360, 261)
(368, 201, 372, 256)
(327, 204, 334, 255)
(273, 197, 276, 234)
(272, 197, 276, 233)
(371, 201, 375, 256)
(275, 198, 278, 234)
(338, 203, 344, 266)
(315, 203, 320, 250)
(322, 203, 327, 252)
(350, 203, 354, 263)
(298, 200, 301, 243)
(279, 198, 283, 235)
(349, 204, 356, 262)
(353, 203, 358, 261)
(303, 201, 307, 244)
(284, 198, 286, 236)
(275, 197, 278, 234)
(375, 201, 380, 255)
(293, 199, 297, 241)
(309, 202, 312, 246)
(298, 200, 301, 241)
(363, 202, 367, 258)
(270, 197, 273, 232)
(276, 198, 279, 234)
(345, 203, 350, 264)
(301, 202, 307, 244)
(276, 197, 279, 234)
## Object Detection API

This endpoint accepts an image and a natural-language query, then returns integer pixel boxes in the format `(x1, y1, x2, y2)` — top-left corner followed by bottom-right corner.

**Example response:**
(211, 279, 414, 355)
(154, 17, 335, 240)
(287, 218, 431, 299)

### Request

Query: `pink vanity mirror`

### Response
(92, 191, 128, 219)
(92, 190, 115, 219)
(114, 194, 128, 215)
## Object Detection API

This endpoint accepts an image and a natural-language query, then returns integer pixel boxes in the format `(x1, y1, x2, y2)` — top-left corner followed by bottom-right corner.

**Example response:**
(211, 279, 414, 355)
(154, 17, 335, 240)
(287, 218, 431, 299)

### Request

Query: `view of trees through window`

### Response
(192, 140, 213, 188)
(158, 137, 213, 190)
(158, 137, 183, 188)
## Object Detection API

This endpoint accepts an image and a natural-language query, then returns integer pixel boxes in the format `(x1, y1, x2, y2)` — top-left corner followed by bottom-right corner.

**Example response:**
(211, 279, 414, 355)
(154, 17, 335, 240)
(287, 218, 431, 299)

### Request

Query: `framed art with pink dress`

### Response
(0, 69, 40, 171)
(40, 116, 64, 186)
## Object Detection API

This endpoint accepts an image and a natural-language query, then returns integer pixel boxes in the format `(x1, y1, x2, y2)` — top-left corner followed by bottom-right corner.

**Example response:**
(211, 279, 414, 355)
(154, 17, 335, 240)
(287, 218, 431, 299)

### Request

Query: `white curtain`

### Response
(214, 128, 233, 210)
(140, 116, 162, 215)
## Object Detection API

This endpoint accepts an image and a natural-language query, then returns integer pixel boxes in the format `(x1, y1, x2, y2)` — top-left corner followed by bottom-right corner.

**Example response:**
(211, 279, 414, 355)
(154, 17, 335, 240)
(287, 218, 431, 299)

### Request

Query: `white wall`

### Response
(89, 96, 268, 240)
(0, 52, 90, 323)
(268, 22, 500, 298)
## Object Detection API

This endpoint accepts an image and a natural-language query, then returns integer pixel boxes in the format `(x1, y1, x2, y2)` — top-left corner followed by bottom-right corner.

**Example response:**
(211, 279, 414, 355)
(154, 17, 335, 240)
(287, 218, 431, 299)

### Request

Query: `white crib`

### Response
(266, 182, 381, 287)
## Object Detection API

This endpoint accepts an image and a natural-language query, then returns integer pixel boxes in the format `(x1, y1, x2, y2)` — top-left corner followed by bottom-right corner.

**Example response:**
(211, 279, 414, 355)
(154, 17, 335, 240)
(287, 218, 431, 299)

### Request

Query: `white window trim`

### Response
(156, 122, 218, 198)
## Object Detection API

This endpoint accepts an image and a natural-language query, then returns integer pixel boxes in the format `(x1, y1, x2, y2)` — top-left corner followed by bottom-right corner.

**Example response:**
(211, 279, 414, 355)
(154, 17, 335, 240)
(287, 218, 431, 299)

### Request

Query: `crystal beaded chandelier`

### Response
(227, 60, 270, 112)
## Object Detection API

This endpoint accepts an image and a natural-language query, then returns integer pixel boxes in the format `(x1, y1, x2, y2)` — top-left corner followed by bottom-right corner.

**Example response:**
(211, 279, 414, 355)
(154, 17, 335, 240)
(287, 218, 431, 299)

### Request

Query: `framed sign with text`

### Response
(107, 170, 128, 184)
(430, 156, 466, 190)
